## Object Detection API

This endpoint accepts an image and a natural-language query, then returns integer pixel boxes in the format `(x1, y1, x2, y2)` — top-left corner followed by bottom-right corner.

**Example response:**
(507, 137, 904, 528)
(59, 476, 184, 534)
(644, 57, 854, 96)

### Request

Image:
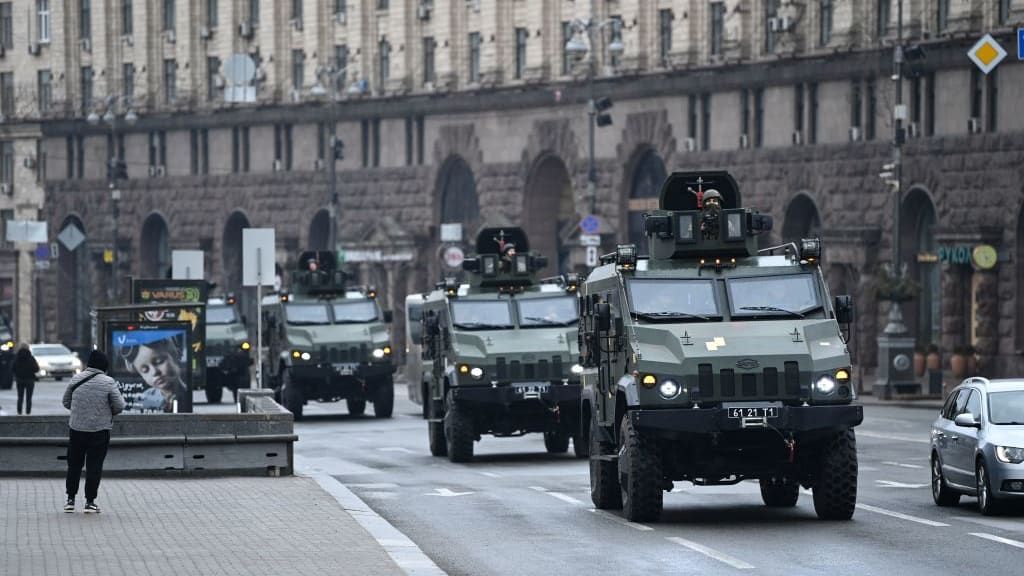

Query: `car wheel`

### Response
(444, 398, 474, 463)
(618, 415, 663, 522)
(346, 397, 367, 416)
(589, 415, 621, 510)
(931, 453, 961, 507)
(428, 396, 447, 457)
(760, 477, 800, 507)
(281, 369, 304, 420)
(205, 382, 224, 404)
(977, 460, 1001, 516)
(811, 428, 858, 520)
(373, 377, 394, 419)
(543, 431, 570, 454)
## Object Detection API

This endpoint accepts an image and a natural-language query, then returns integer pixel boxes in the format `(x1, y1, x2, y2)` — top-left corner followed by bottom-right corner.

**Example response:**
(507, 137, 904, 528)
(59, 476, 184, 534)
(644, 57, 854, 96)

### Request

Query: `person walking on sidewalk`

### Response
(62, 350, 125, 514)
(13, 344, 39, 415)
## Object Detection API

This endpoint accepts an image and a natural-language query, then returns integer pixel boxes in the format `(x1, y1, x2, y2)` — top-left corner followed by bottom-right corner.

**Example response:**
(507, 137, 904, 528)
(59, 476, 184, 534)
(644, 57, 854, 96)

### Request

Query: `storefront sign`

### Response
(931, 244, 999, 269)
(937, 245, 973, 265)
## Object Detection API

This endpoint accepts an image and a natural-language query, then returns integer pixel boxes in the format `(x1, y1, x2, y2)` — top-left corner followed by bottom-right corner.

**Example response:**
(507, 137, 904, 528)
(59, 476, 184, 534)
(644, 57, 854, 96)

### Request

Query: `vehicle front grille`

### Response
(696, 362, 804, 401)
(493, 355, 567, 381)
(319, 345, 368, 363)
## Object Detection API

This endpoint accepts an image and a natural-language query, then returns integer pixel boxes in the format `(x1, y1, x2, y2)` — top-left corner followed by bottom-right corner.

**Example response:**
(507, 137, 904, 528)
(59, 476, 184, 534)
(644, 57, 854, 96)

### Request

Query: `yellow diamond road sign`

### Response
(968, 34, 1007, 74)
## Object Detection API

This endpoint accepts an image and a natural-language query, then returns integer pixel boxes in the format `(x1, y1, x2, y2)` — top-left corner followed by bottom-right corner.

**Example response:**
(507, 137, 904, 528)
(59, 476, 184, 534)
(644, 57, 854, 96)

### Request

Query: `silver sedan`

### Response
(930, 377, 1024, 515)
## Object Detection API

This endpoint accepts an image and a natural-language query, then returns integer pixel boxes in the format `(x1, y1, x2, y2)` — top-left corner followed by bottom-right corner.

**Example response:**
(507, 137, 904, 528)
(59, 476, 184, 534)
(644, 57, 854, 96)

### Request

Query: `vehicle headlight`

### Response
(658, 379, 681, 400)
(372, 348, 386, 359)
(640, 374, 657, 389)
(470, 367, 484, 380)
(814, 375, 837, 395)
(570, 363, 584, 375)
(240, 341, 251, 351)
(38, 369, 47, 376)
(996, 446, 1024, 464)
(292, 350, 311, 361)
(383, 346, 392, 356)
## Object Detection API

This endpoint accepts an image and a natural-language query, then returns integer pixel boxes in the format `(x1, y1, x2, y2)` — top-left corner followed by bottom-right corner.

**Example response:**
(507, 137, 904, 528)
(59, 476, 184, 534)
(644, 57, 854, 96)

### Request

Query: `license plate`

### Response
(333, 363, 356, 376)
(727, 407, 778, 419)
(512, 383, 549, 398)
(206, 356, 223, 367)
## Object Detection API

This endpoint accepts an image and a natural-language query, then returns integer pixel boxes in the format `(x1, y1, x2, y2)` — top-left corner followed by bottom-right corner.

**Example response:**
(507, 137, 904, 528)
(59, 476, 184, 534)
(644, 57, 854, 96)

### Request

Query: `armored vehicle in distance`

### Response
(262, 251, 396, 419)
(579, 171, 863, 522)
(421, 228, 584, 462)
(204, 295, 253, 403)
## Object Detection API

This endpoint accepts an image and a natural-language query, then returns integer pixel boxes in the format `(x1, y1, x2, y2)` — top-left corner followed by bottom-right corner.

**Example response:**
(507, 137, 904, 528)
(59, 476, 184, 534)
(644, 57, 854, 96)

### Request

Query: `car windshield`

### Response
(32, 344, 72, 356)
(285, 303, 331, 325)
(451, 300, 513, 329)
(728, 274, 822, 318)
(628, 279, 719, 320)
(988, 391, 1024, 425)
(518, 296, 579, 327)
(332, 300, 379, 323)
(207, 305, 238, 325)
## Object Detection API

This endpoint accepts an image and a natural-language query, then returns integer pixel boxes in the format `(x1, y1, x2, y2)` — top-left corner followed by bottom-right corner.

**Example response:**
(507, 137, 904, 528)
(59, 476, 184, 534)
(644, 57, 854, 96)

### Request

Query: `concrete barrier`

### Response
(0, 390, 295, 476)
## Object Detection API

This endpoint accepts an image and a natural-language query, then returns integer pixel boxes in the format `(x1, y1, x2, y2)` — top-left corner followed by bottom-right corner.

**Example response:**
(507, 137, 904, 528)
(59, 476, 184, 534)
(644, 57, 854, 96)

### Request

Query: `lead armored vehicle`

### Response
(204, 295, 252, 403)
(579, 171, 863, 522)
(263, 251, 396, 419)
(422, 228, 583, 462)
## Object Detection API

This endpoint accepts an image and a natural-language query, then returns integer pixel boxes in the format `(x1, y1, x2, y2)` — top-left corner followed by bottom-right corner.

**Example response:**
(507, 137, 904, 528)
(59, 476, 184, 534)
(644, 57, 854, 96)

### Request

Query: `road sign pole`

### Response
(255, 247, 262, 390)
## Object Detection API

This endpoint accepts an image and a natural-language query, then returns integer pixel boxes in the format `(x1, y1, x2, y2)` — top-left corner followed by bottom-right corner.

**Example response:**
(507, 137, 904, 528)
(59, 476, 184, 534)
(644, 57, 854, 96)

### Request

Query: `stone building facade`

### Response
(0, 1, 1022, 386)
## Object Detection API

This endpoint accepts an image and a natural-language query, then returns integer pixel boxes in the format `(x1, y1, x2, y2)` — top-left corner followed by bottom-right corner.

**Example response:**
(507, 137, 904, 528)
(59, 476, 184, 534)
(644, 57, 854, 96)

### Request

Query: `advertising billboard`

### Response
(108, 322, 192, 413)
(131, 279, 207, 405)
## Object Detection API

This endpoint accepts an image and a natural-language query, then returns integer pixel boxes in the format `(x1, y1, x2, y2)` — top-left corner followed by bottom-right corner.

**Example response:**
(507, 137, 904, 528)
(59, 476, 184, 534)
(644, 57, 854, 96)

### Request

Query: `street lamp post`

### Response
(87, 96, 137, 304)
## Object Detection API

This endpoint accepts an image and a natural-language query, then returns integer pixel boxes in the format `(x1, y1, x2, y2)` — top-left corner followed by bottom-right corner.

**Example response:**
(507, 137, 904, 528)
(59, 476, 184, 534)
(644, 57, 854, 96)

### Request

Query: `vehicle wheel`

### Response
(373, 378, 394, 419)
(205, 382, 223, 404)
(931, 453, 961, 507)
(421, 382, 430, 420)
(760, 477, 800, 507)
(444, 399, 474, 463)
(428, 398, 447, 457)
(812, 428, 858, 520)
(590, 416, 621, 510)
(544, 432, 570, 454)
(573, 431, 590, 459)
(281, 370, 304, 420)
(346, 397, 367, 416)
(977, 460, 1001, 516)
(618, 415, 662, 522)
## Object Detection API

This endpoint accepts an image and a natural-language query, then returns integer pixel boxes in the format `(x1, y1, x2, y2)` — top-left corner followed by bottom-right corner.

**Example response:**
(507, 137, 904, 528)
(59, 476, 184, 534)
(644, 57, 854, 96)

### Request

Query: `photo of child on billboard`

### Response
(109, 324, 191, 413)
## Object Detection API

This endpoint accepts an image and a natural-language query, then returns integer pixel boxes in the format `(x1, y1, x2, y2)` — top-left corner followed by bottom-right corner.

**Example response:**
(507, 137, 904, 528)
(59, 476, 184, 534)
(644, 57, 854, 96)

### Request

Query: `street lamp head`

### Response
(102, 109, 115, 124)
(86, 111, 101, 125)
(124, 109, 138, 125)
(607, 37, 624, 57)
(310, 81, 328, 97)
(565, 32, 589, 58)
(347, 79, 364, 96)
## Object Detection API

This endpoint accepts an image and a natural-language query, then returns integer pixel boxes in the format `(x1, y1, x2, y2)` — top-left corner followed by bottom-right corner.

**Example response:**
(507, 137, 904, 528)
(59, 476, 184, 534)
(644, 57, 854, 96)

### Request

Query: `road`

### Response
(293, 387, 1024, 576)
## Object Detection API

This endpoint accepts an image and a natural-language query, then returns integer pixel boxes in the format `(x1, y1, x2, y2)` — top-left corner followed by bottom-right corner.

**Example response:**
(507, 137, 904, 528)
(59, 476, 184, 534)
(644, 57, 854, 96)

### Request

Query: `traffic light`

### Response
(594, 97, 614, 127)
(331, 137, 345, 160)
(106, 159, 128, 181)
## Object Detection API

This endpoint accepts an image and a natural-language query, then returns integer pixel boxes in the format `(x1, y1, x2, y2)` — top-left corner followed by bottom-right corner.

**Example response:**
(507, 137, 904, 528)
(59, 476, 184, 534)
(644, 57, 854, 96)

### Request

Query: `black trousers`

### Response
(15, 380, 34, 414)
(65, 429, 111, 501)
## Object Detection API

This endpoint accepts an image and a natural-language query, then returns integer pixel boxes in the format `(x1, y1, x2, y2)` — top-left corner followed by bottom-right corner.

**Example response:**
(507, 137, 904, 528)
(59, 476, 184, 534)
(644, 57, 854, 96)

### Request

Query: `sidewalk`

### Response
(0, 476, 404, 576)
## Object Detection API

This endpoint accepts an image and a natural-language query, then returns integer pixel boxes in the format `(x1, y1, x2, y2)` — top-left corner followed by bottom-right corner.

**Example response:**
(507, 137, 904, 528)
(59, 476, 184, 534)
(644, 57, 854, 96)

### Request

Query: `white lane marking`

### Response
(858, 431, 930, 444)
(860, 466, 880, 472)
(311, 473, 448, 576)
(666, 537, 755, 570)
(856, 504, 950, 527)
(379, 447, 415, 454)
(424, 488, 474, 497)
(882, 461, 925, 470)
(530, 486, 584, 505)
(348, 483, 401, 490)
(970, 532, 1024, 550)
(800, 488, 813, 496)
(478, 471, 502, 478)
(876, 480, 929, 489)
(589, 509, 654, 531)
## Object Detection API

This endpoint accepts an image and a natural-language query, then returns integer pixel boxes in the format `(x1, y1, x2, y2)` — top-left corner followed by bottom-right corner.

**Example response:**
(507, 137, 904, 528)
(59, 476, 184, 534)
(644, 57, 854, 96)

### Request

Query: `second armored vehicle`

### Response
(262, 251, 396, 419)
(421, 228, 584, 462)
(204, 296, 253, 403)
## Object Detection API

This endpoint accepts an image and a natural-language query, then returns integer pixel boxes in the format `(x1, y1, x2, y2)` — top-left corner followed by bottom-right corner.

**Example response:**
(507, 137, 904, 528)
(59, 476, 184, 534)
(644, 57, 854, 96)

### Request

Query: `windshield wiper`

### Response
(636, 310, 709, 321)
(335, 319, 376, 324)
(522, 316, 575, 326)
(454, 322, 512, 329)
(738, 306, 805, 318)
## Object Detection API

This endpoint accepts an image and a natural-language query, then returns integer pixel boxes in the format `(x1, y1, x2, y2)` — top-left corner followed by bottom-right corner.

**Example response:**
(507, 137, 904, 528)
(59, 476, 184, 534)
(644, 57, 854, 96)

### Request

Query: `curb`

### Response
(310, 472, 448, 576)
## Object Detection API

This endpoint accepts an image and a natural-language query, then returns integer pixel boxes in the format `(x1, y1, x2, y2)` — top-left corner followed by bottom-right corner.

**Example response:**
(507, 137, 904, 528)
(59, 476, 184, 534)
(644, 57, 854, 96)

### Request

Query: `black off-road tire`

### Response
(346, 397, 367, 416)
(373, 378, 394, 419)
(931, 453, 961, 507)
(544, 432, 571, 454)
(590, 416, 621, 509)
(573, 431, 590, 459)
(618, 416, 663, 522)
(281, 370, 304, 420)
(205, 382, 224, 404)
(812, 428, 858, 520)
(421, 382, 430, 419)
(428, 398, 447, 457)
(445, 399, 475, 463)
(760, 477, 800, 507)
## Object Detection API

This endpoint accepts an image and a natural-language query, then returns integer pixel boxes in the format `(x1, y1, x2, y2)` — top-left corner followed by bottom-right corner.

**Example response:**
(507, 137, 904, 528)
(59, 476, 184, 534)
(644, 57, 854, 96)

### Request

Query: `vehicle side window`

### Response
(941, 390, 960, 420)
(943, 390, 965, 420)
(953, 389, 971, 417)
(964, 389, 982, 422)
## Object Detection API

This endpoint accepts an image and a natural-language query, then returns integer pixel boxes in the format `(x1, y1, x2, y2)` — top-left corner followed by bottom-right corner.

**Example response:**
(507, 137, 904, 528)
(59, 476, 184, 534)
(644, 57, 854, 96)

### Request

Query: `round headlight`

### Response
(640, 374, 657, 389)
(570, 363, 584, 375)
(300, 352, 311, 361)
(291, 350, 301, 359)
(372, 348, 386, 359)
(241, 341, 251, 351)
(659, 379, 681, 399)
(470, 367, 484, 379)
(383, 346, 392, 355)
(814, 375, 837, 395)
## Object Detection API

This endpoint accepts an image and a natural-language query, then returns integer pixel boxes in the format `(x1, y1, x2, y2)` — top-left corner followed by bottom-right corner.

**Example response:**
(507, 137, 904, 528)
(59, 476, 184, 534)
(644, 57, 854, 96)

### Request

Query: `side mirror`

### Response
(613, 316, 624, 336)
(383, 310, 393, 323)
(954, 413, 980, 428)
(595, 303, 611, 332)
(835, 295, 854, 325)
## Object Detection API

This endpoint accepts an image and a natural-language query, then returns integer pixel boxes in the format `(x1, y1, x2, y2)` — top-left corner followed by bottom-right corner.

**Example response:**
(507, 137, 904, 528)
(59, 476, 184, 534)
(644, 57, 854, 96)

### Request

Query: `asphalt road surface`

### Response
(292, 387, 1024, 576)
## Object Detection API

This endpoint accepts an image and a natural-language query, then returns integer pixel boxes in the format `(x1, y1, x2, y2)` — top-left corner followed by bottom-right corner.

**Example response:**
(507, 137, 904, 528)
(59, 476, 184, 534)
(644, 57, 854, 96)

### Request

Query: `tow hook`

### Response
(741, 416, 767, 429)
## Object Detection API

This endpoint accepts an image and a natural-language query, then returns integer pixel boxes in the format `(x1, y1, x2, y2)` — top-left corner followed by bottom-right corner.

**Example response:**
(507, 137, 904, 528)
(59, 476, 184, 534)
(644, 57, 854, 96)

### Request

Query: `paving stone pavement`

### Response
(0, 476, 403, 576)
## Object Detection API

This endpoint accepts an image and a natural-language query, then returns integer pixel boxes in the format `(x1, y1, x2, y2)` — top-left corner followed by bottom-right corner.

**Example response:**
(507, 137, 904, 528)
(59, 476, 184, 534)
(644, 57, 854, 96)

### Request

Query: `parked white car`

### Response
(30, 343, 83, 381)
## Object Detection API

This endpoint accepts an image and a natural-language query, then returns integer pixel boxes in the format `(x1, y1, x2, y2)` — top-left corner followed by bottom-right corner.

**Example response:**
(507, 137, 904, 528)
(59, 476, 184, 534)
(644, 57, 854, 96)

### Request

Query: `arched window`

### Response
(627, 149, 667, 252)
(438, 156, 479, 230)
(524, 155, 574, 273)
(782, 194, 822, 243)
(900, 189, 939, 345)
(309, 209, 331, 251)
(140, 214, 170, 278)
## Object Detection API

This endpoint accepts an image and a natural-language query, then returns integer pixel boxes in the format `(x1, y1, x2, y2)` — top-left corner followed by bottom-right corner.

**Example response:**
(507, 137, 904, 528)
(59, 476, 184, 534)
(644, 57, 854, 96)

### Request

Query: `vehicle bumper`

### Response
(449, 382, 582, 406)
(629, 403, 864, 434)
(989, 461, 1024, 500)
(291, 362, 395, 382)
(39, 369, 78, 379)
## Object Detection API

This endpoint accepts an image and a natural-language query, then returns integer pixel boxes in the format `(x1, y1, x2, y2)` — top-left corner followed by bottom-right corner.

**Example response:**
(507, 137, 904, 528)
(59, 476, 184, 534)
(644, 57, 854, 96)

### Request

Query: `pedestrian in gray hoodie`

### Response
(62, 350, 125, 513)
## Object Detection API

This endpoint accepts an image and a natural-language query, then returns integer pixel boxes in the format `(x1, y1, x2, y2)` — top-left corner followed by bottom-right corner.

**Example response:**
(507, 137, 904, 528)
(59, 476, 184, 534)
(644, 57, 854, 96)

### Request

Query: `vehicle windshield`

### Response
(285, 303, 331, 325)
(451, 300, 514, 329)
(518, 296, 579, 327)
(207, 305, 238, 325)
(628, 279, 719, 320)
(988, 391, 1024, 425)
(728, 274, 822, 318)
(332, 300, 379, 323)
(32, 344, 72, 356)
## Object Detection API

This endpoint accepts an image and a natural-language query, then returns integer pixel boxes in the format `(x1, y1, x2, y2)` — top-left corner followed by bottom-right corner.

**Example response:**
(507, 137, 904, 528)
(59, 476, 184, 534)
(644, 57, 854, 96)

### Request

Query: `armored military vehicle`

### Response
(262, 251, 396, 419)
(404, 293, 430, 418)
(204, 295, 253, 403)
(579, 171, 863, 522)
(421, 228, 584, 462)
